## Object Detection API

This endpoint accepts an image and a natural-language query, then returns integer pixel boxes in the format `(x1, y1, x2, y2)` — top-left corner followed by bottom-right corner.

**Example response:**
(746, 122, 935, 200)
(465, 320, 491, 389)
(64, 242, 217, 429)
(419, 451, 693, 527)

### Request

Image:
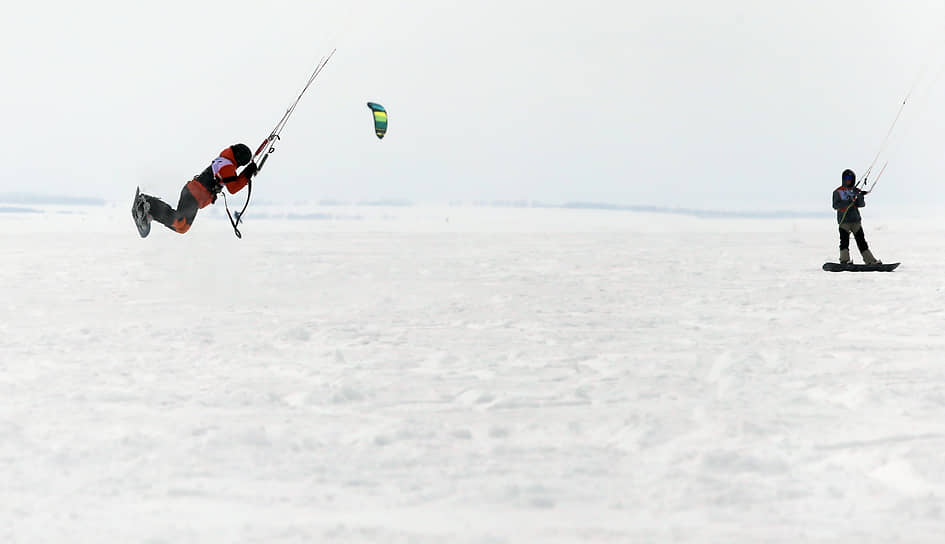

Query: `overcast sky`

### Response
(1, 1, 943, 212)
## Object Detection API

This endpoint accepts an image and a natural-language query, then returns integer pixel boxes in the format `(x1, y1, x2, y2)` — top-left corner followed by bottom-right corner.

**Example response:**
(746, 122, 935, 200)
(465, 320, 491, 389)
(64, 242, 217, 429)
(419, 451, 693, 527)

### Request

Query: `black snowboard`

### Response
(823, 262, 900, 272)
(132, 187, 151, 238)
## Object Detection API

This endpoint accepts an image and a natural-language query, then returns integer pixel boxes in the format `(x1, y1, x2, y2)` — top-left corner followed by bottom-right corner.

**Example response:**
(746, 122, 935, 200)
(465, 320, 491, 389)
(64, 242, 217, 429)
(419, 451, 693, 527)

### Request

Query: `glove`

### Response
(209, 182, 221, 203)
(241, 161, 258, 179)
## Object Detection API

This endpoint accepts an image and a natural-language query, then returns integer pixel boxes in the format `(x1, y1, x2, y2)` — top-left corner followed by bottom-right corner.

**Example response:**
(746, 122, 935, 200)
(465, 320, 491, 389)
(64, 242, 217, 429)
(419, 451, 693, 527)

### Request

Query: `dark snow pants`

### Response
(145, 184, 200, 234)
(839, 222, 869, 252)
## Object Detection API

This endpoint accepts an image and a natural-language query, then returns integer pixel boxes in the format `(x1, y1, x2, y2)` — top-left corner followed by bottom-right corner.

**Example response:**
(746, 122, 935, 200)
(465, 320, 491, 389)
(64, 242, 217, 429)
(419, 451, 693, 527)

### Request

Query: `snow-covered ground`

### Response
(2, 204, 944, 542)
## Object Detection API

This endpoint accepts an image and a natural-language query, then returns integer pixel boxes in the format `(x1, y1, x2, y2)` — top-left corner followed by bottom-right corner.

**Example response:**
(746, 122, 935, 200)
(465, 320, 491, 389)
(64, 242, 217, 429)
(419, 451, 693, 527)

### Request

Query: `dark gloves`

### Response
(241, 161, 258, 179)
(209, 182, 221, 203)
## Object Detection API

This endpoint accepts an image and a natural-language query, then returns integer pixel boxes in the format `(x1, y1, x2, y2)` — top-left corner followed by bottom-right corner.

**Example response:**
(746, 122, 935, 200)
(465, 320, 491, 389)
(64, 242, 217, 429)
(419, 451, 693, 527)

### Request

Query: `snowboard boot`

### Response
(839, 249, 851, 264)
(132, 192, 152, 238)
(135, 194, 151, 218)
(861, 249, 881, 265)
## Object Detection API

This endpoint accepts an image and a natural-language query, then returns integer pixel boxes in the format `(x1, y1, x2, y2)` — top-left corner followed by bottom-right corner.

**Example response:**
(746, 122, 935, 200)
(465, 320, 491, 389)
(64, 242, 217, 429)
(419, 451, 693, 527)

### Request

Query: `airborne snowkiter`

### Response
(133, 144, 258, 236)
(132, 48, 336, 239)
(832, 168, 881, 265)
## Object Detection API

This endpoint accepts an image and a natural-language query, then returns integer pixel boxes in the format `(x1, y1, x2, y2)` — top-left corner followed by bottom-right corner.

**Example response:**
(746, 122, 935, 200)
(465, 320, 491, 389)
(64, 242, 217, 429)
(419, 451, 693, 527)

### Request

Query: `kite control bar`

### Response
(224, 49, 337, 238)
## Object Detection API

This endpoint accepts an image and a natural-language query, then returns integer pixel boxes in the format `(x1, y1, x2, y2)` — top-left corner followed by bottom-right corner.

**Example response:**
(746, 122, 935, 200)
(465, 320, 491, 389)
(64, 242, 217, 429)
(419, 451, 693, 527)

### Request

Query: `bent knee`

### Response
(172, 217, 192, 234)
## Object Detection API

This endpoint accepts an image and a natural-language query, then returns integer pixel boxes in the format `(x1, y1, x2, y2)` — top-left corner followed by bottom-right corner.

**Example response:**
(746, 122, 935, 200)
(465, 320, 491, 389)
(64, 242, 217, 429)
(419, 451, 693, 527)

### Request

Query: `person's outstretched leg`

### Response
(144, 185, 199, 234)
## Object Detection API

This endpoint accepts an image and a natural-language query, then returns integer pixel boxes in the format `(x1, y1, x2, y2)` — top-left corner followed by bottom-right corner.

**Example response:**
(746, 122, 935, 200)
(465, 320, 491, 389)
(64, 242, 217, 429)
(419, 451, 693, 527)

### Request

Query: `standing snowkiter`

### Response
(133, 144, 258, 235)
(833, 168, 881, 265)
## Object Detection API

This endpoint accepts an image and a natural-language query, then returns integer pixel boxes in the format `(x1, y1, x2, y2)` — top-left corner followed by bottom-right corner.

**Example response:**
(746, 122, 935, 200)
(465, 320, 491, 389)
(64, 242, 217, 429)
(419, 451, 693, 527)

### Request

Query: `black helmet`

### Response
(231, 143, 252, 166)
(841, 169, 856, 184)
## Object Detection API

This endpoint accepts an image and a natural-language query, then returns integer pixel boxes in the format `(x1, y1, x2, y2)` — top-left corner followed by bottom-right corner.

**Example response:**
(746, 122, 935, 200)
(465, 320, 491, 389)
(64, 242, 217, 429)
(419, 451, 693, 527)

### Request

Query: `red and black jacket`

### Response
(188, 147, 252, 208)
(832, 186, 865, 224)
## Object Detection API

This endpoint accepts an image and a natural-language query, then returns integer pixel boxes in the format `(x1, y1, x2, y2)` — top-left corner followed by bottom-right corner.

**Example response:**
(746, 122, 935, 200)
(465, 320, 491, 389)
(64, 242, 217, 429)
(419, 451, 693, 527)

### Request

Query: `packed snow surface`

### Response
(1, 205, 944, 542)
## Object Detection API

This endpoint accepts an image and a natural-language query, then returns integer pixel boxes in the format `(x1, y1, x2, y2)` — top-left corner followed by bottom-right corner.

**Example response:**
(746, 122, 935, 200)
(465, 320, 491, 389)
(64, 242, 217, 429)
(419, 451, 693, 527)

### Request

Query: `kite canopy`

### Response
(366, 102, 387, 139)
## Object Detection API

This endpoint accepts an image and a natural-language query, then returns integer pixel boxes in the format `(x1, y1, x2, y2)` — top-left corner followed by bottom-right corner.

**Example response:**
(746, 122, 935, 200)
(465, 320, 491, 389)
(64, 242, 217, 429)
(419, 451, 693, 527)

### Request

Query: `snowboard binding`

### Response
(132, 187, 152, 238)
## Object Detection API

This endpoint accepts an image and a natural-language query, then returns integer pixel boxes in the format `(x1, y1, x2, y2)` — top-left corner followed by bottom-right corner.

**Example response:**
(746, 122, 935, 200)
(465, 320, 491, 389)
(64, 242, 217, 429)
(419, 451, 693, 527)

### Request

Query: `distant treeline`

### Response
(557, 202, 823, 219)
(0, 194, 105, 206)
(316, 199, 413, 207)
(449, 200, 822, 219)
(0, 206, 42, 214)
(0, 193, 822, 219)
(279, 199, 825, 219)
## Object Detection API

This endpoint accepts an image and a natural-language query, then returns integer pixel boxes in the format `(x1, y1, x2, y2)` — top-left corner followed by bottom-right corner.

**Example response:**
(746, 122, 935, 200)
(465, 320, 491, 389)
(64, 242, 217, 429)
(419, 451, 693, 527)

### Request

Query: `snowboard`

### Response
(822, 262, 899, 272)
(132, 187, 151, 238)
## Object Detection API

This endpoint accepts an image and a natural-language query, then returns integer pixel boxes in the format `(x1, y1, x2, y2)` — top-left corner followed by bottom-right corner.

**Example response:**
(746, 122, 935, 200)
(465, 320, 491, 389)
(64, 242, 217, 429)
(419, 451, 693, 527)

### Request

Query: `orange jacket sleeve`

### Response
(215, 162, 250, 194)
(223, 175, 250, 194)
